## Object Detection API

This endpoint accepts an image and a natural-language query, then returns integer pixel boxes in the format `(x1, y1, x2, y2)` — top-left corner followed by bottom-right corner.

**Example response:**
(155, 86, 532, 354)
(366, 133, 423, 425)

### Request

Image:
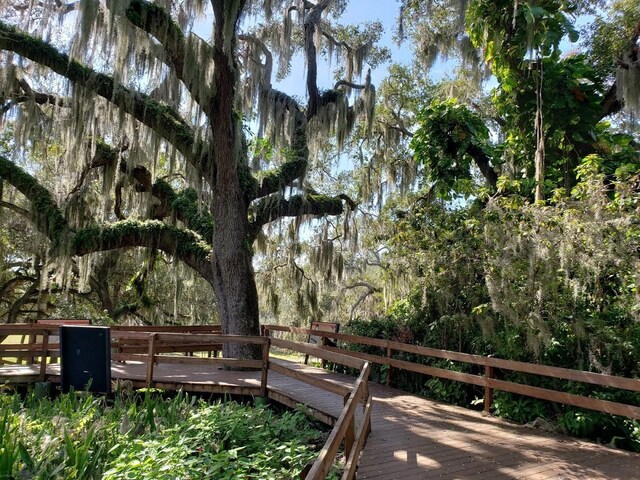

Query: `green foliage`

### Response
(0, 411, 19, 477)
(467, 0, 578, 71)
(582, 0, 640, 80)
(0, 390, 328, 479)
(493, 392, 551, 424)
(347, 162, 640, 449)
(411, 99, 492, 198)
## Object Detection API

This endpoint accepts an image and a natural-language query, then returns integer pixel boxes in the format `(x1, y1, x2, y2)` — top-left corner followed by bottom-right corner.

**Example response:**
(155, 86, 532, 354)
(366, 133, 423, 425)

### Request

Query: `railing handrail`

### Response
(0, 325, 58, 335)
(263, 324, 640, 420)
(110, 325, 222, 332)
(270, 337, 365, 370)
(306, 362, 371, 480)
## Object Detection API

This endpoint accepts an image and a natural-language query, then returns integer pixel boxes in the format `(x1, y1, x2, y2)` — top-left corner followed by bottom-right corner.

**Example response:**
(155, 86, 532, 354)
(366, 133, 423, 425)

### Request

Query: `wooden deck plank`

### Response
(2, 359, 639, 479)
(357, 382, 640, 479)
(0, 364, 41, 383)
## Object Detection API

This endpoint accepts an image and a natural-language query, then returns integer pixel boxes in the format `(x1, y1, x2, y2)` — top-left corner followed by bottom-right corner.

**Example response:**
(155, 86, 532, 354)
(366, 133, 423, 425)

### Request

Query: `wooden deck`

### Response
(2, 360, 639, 479)
(263, 363, 640, 480)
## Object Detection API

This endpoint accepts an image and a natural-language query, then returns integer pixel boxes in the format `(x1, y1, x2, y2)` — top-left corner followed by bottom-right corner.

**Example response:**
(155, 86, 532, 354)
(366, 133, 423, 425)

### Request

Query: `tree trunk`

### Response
(209, 3, 261, 359)
(211, 198, 261, 360)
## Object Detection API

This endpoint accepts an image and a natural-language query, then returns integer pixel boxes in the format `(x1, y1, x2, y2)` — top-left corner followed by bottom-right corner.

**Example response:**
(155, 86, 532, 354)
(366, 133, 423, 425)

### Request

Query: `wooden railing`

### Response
(2, 324, 371, 479)
(112, 325, 223, 357)
(262, 325, 640, 420)
(262, 330, 372, 480)
(0, 325, 58, 379)
(110, 329, 372, 479)
(112, 332, 270, 396)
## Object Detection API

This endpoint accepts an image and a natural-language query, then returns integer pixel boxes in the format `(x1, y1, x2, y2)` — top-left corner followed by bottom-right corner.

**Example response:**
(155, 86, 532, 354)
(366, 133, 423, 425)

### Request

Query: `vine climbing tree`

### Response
(0, 0, 380, 357)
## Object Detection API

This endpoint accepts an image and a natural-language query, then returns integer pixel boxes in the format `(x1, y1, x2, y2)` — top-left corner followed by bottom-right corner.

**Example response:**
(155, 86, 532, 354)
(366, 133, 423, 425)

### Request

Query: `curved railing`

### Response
(262, 324, 640, 420)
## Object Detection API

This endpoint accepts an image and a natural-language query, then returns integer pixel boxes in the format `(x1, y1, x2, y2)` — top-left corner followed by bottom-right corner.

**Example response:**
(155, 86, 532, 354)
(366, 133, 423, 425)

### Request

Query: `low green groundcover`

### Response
(0, 389, 327, 479)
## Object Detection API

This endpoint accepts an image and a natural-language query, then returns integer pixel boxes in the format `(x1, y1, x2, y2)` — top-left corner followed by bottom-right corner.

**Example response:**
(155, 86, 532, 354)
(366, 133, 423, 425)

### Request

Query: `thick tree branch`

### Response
(257, 157, 307, 198)
(334, 79, 367, 90)
(0, 154, 69, 242)
(6, 272, 39, 323)
(251, 192, 349, 235)
(123, 0, 213, 108)
(304, 0, 333, 118)
(0, 21, 208, 181)
(73, 220, 214, 281)
(467, 144, 499, 189)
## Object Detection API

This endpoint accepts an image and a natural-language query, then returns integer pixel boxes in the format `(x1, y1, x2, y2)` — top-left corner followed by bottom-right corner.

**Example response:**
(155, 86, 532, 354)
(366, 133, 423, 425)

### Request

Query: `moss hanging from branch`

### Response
(0, 154, 68, 243)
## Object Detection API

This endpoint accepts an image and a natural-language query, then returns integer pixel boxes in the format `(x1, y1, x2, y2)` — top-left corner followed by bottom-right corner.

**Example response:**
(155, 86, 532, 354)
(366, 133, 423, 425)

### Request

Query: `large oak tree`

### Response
(0, 0, 377, 356)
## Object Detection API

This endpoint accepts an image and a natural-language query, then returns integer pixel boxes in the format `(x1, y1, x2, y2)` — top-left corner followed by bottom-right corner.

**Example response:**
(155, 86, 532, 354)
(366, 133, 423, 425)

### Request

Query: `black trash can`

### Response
(60, 326, 111, 393)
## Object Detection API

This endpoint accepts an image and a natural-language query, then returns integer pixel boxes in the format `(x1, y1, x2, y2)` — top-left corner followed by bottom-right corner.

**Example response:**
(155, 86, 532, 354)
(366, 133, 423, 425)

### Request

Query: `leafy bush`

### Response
(1, 389, 330, 479)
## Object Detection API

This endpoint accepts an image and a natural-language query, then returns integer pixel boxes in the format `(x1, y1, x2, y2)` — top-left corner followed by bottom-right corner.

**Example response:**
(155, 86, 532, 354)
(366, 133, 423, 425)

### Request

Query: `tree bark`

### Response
(210, 0, 261, 359)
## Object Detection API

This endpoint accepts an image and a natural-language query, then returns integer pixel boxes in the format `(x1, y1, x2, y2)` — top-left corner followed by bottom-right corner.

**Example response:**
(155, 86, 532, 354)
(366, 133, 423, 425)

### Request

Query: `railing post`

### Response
(261, 338, 270, 397)
(344, 392, 355, 458)
(484, 365, 494, 414)
(146, 333, 157, 387)
(362, 376, 372, 439)
(320, 336, 328, 369)
(39, 331, 49, 381)
(27, 334, 36, 364)
(386, 346, 393, 386)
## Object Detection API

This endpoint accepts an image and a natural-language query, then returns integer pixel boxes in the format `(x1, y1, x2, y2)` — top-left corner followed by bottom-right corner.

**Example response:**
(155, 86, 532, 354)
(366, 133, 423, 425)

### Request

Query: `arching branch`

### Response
(334, 80, 368, 90)
(0, 21, 207, 181)
(123, 0, 214, 109)
(0, 153, 214, 283)
(73, 220, 213, 282)
(250, 192, 350, 237)
(0, 154, 69, 242)
(345, 281, 382, 321)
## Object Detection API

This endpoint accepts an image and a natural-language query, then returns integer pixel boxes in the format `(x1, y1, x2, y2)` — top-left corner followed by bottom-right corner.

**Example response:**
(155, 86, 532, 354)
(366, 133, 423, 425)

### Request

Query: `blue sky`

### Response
(267, 1, 590, 100)
(271, 1, 415, 98)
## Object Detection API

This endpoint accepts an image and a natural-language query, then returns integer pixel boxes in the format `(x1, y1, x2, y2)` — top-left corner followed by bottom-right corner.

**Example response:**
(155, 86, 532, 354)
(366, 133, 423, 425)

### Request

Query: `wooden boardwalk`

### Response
(2, 360, 639, 479)
(265, 363, 640, 480)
